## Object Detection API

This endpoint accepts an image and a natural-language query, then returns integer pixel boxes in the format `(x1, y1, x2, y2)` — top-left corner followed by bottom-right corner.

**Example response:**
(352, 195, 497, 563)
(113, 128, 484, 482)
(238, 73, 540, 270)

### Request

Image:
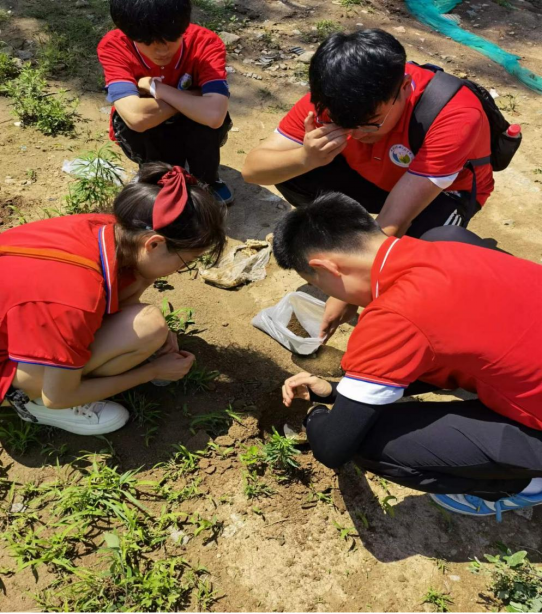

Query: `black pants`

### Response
(113, 111, 232, 185)
(276, 154, 480, 238)
(354, 227, 542, 500)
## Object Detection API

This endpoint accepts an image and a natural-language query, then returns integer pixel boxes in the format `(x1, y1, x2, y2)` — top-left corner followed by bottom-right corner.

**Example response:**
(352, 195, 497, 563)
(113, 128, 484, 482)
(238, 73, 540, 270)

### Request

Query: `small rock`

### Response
(169, 528, 191, 546)
(291, 29, 302, 35)
(230, 127, 239, 132)
(503, 219, 514, 226)
(222, 321, 230, 325)
(10, 502, 26, 513)
(398, 574, 407, 582)
(449, 575, 461, 582)
(220, 31, 241, 47)
(226, 65, 236, 73)
(393, 26, 406, 33)
(356, 22, 364, 26)
(5, 177, 15, 184)
(242, 58, 254, 65)
(489, 88, 499, 99)
(16, 50, 33, 61)
(99, 106, 111, 115)
(204, 465, 217, 474)
(297, 51, 314, 64)
(214, 434, 235, 447)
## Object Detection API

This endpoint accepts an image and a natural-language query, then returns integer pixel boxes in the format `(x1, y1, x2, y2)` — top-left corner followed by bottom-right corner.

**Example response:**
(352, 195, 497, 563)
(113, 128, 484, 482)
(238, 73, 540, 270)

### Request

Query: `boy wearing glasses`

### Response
(243, 28, 493, 340)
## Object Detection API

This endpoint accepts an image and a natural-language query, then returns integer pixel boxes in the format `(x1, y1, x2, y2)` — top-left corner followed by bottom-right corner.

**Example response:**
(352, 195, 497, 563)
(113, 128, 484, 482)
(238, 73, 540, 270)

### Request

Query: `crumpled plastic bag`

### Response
(251, 291, 325, 355)
(200, 239, 271, 289)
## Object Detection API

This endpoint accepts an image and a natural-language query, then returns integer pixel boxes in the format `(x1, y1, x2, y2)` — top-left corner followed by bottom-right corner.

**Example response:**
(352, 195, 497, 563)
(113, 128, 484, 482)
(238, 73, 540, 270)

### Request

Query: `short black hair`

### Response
(273, 193, 382, 274)
(110, 0, 191, 44)
(309, 29, 406, 128)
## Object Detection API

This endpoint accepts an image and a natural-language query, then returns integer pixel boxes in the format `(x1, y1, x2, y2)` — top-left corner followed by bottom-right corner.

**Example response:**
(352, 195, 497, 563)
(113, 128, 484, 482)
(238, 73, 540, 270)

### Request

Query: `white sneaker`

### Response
(20, 400, 130, 435)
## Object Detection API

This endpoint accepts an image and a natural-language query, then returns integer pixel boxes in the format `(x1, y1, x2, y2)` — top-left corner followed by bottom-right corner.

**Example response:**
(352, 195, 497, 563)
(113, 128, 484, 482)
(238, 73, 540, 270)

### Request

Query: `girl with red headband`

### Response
(0, 162, 225, 435)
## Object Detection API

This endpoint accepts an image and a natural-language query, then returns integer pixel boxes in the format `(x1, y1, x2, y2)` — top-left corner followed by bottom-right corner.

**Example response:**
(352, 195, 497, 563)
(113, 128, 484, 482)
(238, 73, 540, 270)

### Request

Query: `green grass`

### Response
(470, 547, 542, 612)
(161, 300, 195, 334)
(26, 0, 112, 89)
(0, 9, 11, 24)
(0, 65, 78, 135)
(180, 364, 219, 393)
(422, 588, 454, 612)
(263, 427, 301, 472)
(243, 471, 274, 499)
(316, 20, 341, 40)
(64, 146, 124, 214)
(192, 0, 238, 33)
(189, 405, 242, 437)
(121, 390, 162, 447)
(0, 420, 40, 455)
(0, 52, 21, 84)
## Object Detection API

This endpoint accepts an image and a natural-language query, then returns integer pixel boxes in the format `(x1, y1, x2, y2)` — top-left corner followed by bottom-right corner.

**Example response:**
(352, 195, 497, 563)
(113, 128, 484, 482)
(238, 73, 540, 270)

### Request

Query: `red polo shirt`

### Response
(338, 236, 542, 430)
(98, 24, 229, 140)
(278, 63, 494, 204)
(0, 214, 128, 402)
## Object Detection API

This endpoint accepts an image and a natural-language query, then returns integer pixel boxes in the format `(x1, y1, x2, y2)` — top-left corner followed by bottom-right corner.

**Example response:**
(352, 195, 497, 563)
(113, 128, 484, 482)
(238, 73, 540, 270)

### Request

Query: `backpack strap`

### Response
(409, 70, 464, 156)
(0, 246, 102, 274)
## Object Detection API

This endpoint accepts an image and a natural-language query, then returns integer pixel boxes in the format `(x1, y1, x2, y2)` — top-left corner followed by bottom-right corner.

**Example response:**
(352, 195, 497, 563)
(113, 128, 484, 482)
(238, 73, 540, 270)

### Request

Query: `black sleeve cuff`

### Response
(309, 381, 338, 404)
(302, 404, 329, 428)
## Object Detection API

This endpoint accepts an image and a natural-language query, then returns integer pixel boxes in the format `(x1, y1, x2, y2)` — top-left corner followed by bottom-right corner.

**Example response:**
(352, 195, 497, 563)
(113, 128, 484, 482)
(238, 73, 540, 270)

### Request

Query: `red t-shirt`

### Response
(0, 214, 128, 402)
(278, 63, 494, 204)
(338, 236, 542, 430)
(97, 24, 229, 140)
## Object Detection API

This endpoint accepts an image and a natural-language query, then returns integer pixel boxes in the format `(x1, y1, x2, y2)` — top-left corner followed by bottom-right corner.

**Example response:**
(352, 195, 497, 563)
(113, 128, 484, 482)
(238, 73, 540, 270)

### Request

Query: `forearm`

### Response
(242, 146, 313, 185)
(116, 96, 178, 132)
(43, 363, 155, 409)
(309, 381, 338, 404)
(304, 393, 378, 469)
(155, 84, 227, 128)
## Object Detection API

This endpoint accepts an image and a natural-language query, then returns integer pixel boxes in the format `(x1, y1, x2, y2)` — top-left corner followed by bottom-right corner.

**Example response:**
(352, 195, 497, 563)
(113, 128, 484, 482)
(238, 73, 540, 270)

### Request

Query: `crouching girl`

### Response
(0, 162, 225, 435)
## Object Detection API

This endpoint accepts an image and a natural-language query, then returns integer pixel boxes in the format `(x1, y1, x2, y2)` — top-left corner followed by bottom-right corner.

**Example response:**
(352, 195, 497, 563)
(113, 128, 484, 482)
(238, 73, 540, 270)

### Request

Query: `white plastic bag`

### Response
(251, 291, 325, 355)
(200, 239, 271, 289)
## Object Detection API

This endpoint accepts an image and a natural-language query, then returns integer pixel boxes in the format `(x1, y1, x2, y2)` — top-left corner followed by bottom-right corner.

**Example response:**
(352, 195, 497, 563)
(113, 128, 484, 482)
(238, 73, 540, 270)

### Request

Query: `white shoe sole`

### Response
(20, 407, 130, 436)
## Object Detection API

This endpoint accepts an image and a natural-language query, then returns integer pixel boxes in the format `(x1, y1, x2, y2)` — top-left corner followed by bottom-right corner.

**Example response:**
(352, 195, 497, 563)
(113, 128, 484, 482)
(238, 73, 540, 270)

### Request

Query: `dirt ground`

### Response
(1, 0, 542, 611)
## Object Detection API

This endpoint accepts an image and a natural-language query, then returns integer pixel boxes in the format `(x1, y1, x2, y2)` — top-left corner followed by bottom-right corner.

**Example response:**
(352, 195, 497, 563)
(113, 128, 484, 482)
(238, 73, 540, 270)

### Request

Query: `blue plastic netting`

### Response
(405, 0, 542, 93)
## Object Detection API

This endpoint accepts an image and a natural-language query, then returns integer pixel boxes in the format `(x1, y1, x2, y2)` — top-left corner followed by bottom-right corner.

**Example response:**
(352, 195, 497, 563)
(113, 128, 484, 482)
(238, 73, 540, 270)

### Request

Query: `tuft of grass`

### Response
(316, 20, 341, 40)
(332, 520, 357, 550)
(193, 0, 237, 33)
(422, 588, 454, 612)
(243, 471, 274, 499)
(0, 52, 21, 84)
(180, 364, 219, 394)
(160, 300, 195, 334)
(64, 146, 124, 214)
(0, 9, 11, 23)
(189, 405, 242, 437)
(1, 65, 78, 135)
(121, 390, 162, 447)
(0, 420, 40, 455)
(340, 0, 365, 5)
(263, 427, 300, 472)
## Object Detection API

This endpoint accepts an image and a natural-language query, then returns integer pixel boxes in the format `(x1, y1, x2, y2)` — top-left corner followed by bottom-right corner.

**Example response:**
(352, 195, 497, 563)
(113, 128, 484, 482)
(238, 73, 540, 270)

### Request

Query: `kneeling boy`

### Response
(98, 0, 233, 204)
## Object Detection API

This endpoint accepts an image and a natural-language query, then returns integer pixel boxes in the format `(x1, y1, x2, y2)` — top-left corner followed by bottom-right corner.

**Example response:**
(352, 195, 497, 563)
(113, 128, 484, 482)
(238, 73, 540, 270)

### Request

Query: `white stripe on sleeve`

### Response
(337, 376, 405, 405)
(428, 172, 459, 190)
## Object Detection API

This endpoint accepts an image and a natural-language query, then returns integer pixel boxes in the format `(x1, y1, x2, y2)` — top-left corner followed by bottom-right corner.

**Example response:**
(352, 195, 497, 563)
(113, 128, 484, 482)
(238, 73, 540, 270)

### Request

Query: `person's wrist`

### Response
(139, 361, 158, 383)
(299, 147, 319, 171)
(152, 80, 162, 101)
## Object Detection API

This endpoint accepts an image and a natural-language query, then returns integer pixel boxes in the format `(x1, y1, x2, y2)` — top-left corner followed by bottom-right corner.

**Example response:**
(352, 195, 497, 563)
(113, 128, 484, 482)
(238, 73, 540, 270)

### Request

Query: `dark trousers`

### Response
(113, 111, 232, 185)
(354, 226, 542, 500)
(276, 154, 481, 238)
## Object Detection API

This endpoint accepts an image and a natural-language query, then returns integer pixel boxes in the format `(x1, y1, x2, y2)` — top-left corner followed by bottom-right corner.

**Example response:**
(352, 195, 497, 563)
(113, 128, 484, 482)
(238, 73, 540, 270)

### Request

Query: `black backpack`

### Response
(408, 63, 522, 206)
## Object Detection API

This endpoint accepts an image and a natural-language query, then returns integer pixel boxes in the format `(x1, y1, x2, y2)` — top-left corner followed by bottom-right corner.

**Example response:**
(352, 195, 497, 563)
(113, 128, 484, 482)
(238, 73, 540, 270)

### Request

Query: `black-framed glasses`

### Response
(177, 252, 198, 273)
(315, 83, 402, 133)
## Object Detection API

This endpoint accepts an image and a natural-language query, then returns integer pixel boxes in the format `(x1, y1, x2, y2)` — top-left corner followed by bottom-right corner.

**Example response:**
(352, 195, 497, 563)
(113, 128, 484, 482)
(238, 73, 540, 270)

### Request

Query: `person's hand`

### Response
(301, 112, 351, 171)
(149, 350, 195, 381)
(155, 330, 180, 356)
(282, 372, 333, 407)
(319, 298, 359, 342)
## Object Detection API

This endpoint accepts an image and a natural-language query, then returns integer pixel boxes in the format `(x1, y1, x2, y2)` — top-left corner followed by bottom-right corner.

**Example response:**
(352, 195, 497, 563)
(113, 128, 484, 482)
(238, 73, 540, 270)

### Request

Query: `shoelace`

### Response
(74, 403, 104, 419)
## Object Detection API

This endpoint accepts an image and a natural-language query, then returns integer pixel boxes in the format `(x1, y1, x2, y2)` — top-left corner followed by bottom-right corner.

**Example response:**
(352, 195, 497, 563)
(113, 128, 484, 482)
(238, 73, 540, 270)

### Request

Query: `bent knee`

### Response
(133, 304, 169, 349)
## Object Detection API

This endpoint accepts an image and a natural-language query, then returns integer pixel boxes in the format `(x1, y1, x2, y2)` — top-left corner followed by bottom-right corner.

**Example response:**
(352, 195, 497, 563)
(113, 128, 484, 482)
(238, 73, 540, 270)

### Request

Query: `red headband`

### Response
(152, 166, 198, 231)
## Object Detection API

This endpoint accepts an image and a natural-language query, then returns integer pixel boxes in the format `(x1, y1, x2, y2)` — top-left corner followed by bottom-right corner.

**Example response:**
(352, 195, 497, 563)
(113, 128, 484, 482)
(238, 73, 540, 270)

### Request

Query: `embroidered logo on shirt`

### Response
(389, 144, 414, 168)
(178, 73, 193, 90)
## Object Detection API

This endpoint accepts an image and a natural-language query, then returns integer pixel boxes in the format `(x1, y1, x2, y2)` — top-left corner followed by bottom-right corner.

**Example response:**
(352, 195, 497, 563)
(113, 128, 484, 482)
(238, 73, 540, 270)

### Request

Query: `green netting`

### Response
(405, 0, 542, 93)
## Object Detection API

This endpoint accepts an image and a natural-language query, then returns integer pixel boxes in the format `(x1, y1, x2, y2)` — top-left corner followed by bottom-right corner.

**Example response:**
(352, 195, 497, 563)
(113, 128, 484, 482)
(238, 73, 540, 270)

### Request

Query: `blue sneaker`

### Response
(430, 492, 542, 522)
(211, 179, 234, 206)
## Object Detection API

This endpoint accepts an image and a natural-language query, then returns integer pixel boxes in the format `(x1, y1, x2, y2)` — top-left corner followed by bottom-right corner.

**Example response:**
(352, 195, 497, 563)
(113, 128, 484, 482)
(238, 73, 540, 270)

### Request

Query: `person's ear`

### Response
(402, 73, 412, 91)
(143, 234, 167, 253)
(308, 257, 342, 277)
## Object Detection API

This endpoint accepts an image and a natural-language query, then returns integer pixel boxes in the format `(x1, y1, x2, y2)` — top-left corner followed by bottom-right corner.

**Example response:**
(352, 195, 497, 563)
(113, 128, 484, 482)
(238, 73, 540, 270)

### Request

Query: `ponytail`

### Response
(113, 162, 226, 268)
